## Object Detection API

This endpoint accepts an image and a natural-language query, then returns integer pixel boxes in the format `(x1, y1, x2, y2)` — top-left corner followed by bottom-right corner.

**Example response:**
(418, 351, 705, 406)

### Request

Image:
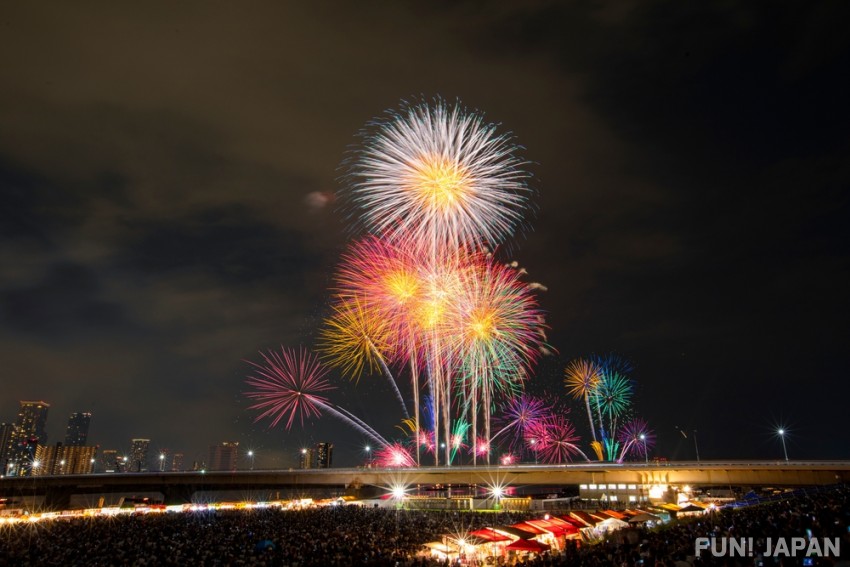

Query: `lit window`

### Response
(628, 484, 637, 490)
(629, 496, 637, 502)
(589, 484, 597, 490)
(579, 484, 588, 490)
(617, 484, 626, 490)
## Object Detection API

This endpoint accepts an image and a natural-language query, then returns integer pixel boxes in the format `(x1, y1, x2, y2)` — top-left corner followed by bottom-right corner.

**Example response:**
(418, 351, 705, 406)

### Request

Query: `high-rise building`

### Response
(156, 449, 169, 472)
(100, 449, 119, 473)
(64, 412, 92, 446)
(0, 422, 13, 474)
(130, 439, 150, 472)
(8, 401, 50, 476)
(315, 442, 333, 469)
(208, 442, 239, 472)
(299, 447, 314, 469)
(171, 452, 184, 472)
(33, 443, 97, 476)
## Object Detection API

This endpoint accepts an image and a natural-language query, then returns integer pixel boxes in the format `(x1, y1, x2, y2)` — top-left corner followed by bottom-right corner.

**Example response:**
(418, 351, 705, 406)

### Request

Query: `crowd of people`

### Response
(0, 485, 847, 566)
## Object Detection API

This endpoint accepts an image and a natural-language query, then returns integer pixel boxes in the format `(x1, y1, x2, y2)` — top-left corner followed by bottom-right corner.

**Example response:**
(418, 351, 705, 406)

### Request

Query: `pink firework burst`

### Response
(526, 414, 588, 464)
(245, 347, 334, 430)
(375, 442, 416, 468)
(472, 437, 490, 457)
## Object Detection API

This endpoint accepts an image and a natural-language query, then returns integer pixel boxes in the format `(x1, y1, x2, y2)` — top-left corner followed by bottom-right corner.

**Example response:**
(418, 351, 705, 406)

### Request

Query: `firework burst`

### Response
(245, 347, 334, 430)
(617, 418, 656, 461)
(493, 394, 551, 451)
(564, 358, 602, 443)
(345, 98, 533, 250)
(526, 414, 588, 464)
(375, 442, 416, 468)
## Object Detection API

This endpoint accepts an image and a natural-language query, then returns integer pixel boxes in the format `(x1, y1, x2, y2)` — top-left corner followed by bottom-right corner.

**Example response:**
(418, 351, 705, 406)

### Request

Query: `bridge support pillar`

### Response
(161, 484, 195, 505)
(43, 487, 73, 511)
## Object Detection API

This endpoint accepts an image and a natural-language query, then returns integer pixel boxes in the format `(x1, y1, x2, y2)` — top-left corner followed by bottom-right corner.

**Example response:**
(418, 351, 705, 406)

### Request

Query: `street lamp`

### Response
(777, 429, 789, 461)
(159, 453, 166, 472)
(364, 445, 371, 467)
(247, 450, 254, 470)
(640, 433, 648, 464)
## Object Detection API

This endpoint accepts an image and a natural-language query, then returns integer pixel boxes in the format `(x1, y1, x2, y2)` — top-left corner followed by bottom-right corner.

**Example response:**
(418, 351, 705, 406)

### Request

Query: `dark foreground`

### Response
(1, 485, 848, 566)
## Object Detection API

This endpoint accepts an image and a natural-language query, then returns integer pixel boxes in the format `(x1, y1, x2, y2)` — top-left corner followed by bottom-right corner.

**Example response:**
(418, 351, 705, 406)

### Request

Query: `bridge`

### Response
(2, 460, 848, 510)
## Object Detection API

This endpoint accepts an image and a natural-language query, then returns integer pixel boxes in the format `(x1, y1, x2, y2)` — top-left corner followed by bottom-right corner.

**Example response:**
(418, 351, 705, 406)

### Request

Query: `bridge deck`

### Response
(2, 461, 848, 510)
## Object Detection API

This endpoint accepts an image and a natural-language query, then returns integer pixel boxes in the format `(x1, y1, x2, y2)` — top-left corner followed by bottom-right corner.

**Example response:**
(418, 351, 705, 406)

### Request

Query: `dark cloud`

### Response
(0, 1, 847, 466)
(1, 262, 128, 337)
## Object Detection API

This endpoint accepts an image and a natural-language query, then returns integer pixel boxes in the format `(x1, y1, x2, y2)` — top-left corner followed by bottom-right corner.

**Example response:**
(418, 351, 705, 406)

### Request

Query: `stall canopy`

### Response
(568, 511, 599, 527)
(627, 513, 662, 523)
(512, 522, 547, 535)
(470, 528, 512, 542)
(492, 525, 537, 540)
(524, 519, 575, 537)
(506, 539, 551, 553)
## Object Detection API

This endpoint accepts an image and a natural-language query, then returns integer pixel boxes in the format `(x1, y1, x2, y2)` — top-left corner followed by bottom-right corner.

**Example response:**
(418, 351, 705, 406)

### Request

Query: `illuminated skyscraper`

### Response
(171, 452, 184, 472)
(299, 447, 314, 469)
(33, 444, 97, 475)
(8, 401, 50, 476)
(64, 412, 92, 446)
(0, 422, 13, 474)
(315, 442, 333, 469)
(208, 442, 239, 472)
(100, 449, 119, 473)
(130, 439, 150, 472)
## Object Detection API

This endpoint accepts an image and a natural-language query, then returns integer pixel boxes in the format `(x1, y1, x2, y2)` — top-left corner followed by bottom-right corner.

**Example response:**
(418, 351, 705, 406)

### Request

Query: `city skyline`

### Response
(1, 3, 848, 468)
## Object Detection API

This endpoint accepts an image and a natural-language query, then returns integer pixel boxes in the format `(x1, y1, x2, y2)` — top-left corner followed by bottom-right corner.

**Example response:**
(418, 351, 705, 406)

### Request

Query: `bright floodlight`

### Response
(248, 450, 253, 456)
(777, 429, 785, 435)
(490, 486, 504, 499)
(392, 486, 406, 499)
(640, 434, 646, 440)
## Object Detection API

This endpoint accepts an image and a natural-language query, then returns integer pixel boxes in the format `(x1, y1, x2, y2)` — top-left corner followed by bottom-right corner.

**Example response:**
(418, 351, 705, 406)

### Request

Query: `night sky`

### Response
(2, 2, 848, 469)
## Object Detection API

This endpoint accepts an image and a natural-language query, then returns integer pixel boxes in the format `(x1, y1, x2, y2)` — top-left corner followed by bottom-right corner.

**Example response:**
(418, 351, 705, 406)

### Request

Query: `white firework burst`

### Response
(345, 98, 533, 250)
